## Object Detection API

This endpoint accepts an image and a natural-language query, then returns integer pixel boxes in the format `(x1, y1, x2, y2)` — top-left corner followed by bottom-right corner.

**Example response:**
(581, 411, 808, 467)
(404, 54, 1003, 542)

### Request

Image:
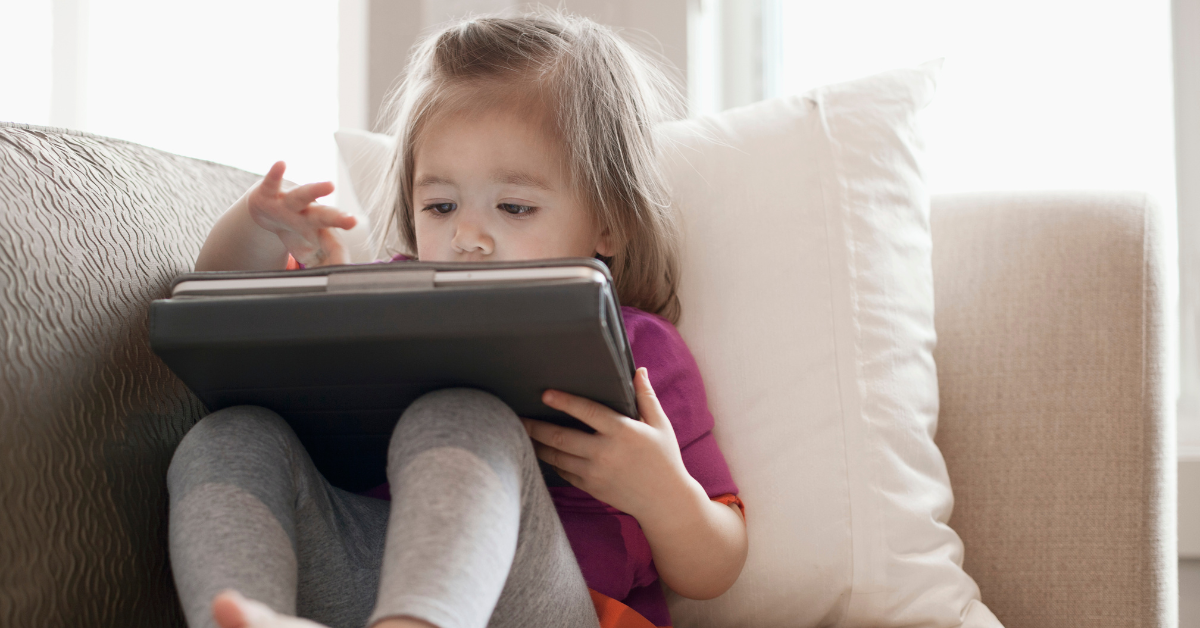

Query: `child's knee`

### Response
(389, 388, 529, 467)
(168, 406, 295, 495)
(400, 388, 523, 435)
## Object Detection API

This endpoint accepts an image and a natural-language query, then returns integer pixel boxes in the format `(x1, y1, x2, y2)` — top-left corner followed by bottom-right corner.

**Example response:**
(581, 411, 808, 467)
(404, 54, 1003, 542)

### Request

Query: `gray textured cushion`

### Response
(0, 122, 257, 627)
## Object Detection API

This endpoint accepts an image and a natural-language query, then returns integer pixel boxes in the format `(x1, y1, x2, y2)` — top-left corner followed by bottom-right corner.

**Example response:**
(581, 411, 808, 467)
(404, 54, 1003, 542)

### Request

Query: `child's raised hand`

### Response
(248, 161, 358, 267)
(522, 368, 700, 521)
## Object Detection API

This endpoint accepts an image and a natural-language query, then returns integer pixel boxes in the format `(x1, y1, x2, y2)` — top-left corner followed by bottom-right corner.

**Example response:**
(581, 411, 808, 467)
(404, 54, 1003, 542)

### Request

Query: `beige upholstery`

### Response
(931, 192, 1176, 627)
(0, 123, 1177, 626)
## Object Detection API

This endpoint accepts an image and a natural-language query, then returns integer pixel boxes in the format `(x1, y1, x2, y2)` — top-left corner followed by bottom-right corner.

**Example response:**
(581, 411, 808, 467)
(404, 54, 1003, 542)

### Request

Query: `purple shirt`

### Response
(553, 306, 739, 626)
(358, 256, 739, 625)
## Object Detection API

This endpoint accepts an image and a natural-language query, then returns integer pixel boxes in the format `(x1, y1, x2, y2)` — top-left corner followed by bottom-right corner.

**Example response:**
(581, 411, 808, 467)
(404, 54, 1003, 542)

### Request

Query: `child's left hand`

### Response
(522, 367, 698, 520)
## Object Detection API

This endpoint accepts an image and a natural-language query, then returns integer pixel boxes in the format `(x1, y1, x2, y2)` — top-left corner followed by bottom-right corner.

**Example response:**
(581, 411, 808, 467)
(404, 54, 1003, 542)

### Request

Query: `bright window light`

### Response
(1, 0, 341, 198)
(772, 0, 1176, 212)
(85, 0, 339, 191)
(0, 0, 53, 127)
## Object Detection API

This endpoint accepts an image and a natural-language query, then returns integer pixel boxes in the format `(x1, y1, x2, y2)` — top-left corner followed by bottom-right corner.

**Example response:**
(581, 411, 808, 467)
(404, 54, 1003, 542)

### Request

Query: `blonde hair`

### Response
(373, 9, 685, 323)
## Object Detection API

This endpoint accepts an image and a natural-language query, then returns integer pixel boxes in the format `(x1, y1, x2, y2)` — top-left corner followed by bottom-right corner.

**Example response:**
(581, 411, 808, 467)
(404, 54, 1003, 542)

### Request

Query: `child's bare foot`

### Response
(211, 590, 329, 628)
(373, 619, 438, 628)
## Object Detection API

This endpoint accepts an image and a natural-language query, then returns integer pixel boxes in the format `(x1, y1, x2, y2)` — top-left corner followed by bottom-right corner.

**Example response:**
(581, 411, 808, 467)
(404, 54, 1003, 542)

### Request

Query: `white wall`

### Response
(1177, 0, 1200, 452)
(1176, 0, 1200, 582)
(349, 0, 688, 134)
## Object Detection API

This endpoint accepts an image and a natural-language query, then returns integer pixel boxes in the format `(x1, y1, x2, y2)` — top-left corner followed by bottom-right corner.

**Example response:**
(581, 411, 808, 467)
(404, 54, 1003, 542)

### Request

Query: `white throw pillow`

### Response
(333, 61, 1001, 627)
(660, 62, 1000, 627)
(334, 127, 402, 260)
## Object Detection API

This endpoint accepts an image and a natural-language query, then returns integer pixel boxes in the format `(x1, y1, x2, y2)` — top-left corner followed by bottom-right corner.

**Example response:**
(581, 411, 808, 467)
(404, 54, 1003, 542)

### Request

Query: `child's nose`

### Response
(450, 215, 494, 256)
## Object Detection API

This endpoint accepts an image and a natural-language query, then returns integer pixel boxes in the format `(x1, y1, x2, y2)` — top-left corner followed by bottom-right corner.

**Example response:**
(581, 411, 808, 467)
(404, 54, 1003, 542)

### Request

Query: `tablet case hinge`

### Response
(326, 269, 435, 293)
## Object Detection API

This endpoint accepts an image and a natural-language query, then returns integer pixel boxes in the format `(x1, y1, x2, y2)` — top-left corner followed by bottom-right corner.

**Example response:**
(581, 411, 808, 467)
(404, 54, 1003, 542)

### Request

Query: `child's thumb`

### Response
(634, 368, 669, 429)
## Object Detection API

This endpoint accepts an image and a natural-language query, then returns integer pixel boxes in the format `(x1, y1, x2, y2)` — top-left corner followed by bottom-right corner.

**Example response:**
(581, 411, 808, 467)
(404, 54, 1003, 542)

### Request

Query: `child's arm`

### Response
(523, 368, 749, 600)
(196, 161, 357, 271)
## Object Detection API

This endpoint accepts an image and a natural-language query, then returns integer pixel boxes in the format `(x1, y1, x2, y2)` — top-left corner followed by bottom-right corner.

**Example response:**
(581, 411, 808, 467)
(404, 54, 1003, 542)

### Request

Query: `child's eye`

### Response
(423, 202, 456, 214)
(499, 203, 536, 216)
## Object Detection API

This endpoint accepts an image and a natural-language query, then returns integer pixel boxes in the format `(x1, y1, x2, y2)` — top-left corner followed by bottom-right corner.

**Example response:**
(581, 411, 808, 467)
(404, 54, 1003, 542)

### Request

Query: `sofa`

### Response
(0, 121, 1175, 627)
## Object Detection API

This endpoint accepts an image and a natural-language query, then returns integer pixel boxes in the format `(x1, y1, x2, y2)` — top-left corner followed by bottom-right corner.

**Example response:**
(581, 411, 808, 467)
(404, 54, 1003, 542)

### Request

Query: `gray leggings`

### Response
(167, 389, 600, 628)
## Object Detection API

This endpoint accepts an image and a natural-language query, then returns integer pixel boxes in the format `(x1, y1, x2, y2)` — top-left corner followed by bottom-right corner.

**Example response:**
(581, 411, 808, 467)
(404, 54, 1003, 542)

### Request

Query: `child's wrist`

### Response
(634, 472, 709, 534)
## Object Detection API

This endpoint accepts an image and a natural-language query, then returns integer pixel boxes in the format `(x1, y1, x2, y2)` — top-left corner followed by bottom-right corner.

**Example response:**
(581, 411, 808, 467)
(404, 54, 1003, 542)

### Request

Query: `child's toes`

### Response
(212, 590, 330, 628)
(212, 591, 250, 628)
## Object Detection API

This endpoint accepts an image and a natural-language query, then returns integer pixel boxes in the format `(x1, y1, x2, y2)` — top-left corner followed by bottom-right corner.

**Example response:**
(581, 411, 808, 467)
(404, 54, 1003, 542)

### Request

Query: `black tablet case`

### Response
(150, 258, 636, 491)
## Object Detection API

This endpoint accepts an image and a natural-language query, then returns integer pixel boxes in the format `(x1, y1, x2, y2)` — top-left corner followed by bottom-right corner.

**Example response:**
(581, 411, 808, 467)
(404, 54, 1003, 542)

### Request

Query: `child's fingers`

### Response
(259, 161, 287, 195)
(303, 204, 357, 230)
(553, 466, 586, 489)
(286, 181, 336, 208)
(315, 228, 348, 266)
(522, 418, 595, 458)
(541, 389, 622, 434)
(314, 206, 355, 230)
(532, 442, 588, 476)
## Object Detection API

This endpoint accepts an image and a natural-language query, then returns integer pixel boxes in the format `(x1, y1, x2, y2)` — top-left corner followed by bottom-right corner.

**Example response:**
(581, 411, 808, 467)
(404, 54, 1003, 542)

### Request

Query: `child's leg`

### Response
(168, 406, 389, 628)
(371, 388, 599, 628)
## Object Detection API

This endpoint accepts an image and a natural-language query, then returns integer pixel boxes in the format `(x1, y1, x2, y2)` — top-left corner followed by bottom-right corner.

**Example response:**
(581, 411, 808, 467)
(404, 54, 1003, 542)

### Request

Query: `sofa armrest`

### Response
(930, 191, 1176, 627)
(0, 122, 258, 627)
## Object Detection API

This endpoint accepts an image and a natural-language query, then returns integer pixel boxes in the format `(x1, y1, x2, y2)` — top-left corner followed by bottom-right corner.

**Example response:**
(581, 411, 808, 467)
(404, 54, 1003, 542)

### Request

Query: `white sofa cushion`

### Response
(333, 61, 1001, 627)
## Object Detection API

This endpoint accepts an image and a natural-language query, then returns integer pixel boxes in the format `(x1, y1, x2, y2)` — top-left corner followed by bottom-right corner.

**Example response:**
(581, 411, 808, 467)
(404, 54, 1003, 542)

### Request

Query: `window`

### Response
(0, 1, 53, 126)
(694, 0, 1176, 208)
(693, 0, 1186, 448)
(1, 0, 340, 201)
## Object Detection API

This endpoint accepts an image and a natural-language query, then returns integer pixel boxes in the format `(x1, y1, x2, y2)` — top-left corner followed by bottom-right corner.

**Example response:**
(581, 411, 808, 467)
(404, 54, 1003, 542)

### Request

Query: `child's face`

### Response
(412, 105, 612, 262)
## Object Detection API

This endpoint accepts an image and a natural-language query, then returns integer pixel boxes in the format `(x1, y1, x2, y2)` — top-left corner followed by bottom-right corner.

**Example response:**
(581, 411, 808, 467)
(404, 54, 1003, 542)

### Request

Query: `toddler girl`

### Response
(171, 11, 746, 628)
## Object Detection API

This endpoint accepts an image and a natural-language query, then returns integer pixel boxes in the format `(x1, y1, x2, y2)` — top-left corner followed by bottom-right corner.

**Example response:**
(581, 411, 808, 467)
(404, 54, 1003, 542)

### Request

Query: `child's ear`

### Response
(595, 227, 615, 258)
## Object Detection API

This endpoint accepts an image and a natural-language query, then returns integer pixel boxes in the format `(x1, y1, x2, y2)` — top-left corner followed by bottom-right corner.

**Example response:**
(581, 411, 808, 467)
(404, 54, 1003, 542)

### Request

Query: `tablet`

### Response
(170, 265, 608, 297)
(151, 257, 636, 490)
